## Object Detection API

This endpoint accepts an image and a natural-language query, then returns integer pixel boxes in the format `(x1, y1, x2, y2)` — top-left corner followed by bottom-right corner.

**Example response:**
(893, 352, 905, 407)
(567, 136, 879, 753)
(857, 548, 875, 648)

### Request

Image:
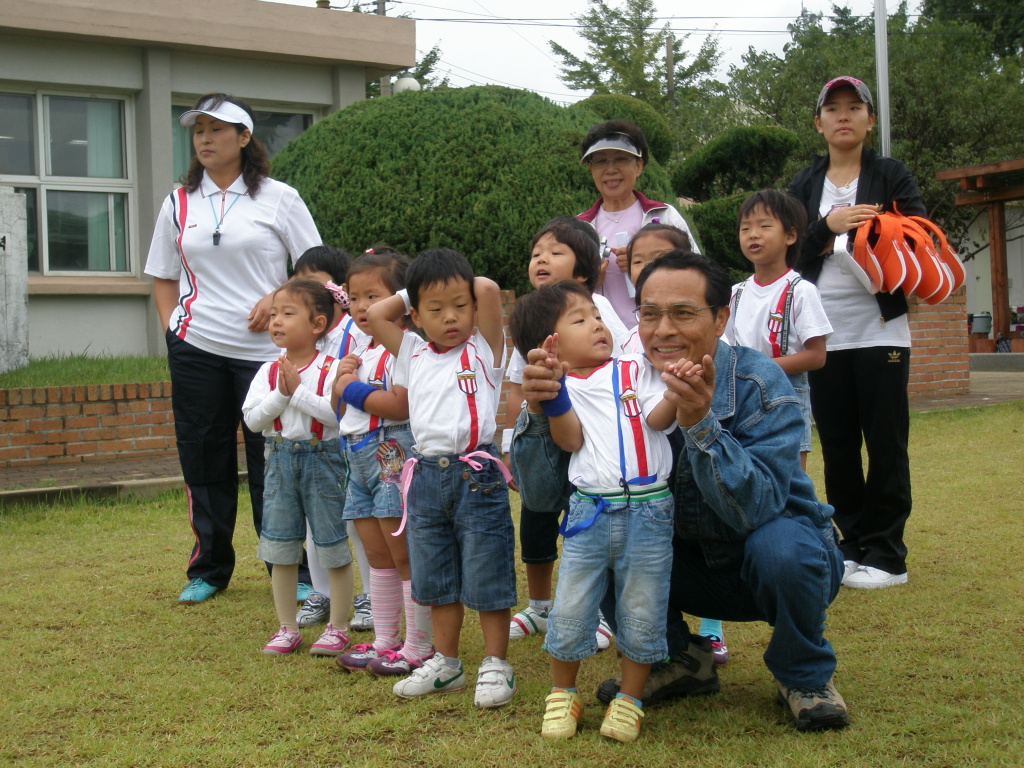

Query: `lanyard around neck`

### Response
(207, 189, 243, 246)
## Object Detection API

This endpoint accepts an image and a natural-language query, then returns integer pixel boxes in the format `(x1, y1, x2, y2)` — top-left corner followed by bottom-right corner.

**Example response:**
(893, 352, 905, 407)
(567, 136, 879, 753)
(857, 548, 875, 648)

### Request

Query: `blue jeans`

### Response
(343, 424, 415, 519)
(257, 438, 351, 569)
(547, 492, 673, 665)
(405, 445, 517, 612)
(666, 515, 842, 689)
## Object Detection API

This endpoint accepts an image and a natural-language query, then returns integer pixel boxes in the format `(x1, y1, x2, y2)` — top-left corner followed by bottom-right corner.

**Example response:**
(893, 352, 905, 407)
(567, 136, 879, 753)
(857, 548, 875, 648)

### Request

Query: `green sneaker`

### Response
(178, 578, 220, 604)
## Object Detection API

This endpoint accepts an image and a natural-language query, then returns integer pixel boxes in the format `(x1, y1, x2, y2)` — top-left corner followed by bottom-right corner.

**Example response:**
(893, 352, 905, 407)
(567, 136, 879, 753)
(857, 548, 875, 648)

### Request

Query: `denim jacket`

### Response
(510, 341, 835, 568)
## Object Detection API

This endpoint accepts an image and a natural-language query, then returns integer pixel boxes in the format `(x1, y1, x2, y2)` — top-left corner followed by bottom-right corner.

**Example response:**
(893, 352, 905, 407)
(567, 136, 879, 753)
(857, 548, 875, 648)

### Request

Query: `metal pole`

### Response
(377, 1, 391, 97)
(874, 0, 891, 157)
(666, 33, 675, 108)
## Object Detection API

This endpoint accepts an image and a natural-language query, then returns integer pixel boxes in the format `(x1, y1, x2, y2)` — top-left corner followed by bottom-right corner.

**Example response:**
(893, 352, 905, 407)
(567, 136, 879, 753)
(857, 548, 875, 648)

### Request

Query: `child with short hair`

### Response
(367, 248, 518, 709)
(330, 248, 435, 677)
(726, 189, 833, 470)
(620, 222, 693, 353)
(509, 280, 677, 743)
(504, 216, 627, 647)
(291, 246, 374, 633)
(242, 279, 354, 656)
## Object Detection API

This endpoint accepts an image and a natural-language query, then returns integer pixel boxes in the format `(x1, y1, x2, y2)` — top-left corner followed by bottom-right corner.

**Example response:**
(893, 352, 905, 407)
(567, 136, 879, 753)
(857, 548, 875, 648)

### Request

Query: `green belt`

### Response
(573, 483, 670, 504)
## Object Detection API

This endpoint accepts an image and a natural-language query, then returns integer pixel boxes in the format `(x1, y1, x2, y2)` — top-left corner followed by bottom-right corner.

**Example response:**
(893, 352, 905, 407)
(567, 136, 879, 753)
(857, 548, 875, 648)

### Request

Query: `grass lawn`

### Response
(0, 402, 1021, 767)
(0, 354, 169, 388)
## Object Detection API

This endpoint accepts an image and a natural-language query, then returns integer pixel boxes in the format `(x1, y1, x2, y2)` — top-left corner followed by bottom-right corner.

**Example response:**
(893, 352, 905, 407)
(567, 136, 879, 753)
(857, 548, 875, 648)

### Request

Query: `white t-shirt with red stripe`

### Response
(320, 312, 369, 359)
(338, 341, 407, 437)
(145, 172, 321, 362)
(565, 355, 675, 490)
(394, 330, 505, 457)
(723, 269, 833, 359)
(242, 351, 341, 441)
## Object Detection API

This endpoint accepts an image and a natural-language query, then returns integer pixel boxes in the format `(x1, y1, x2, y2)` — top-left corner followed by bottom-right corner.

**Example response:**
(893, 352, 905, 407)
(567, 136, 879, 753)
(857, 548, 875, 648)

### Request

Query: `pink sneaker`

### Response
(335, 641, 401, 671)
(310, 624, 350, 656)
(367, 646, 434, 677)
(262, 626, 302, 656)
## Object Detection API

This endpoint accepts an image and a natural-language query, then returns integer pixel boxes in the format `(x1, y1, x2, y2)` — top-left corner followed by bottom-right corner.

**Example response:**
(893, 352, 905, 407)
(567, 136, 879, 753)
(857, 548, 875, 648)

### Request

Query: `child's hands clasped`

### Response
(276, 355, 301, 396)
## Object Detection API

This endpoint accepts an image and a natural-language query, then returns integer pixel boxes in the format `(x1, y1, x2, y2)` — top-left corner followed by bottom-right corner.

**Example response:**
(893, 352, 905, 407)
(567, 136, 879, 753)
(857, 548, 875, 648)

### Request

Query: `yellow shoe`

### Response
(541, 689, 583, 740)
(600, 696, 644, 743)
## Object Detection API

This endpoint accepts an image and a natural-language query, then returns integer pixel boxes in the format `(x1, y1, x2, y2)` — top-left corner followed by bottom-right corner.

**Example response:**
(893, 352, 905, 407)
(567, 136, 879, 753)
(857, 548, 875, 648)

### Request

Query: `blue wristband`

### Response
(540, 376, 572, 417)
(341, 381, 376, 411)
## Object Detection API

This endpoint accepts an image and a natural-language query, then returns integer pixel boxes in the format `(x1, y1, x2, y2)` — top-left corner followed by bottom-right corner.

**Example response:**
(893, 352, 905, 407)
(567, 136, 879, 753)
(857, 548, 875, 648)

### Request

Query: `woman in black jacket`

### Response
(789, 76, 926, 590)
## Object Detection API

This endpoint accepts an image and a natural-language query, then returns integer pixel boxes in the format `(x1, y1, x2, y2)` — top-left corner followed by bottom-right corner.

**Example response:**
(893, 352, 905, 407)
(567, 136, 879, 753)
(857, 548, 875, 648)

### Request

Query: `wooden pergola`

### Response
(936, 158, 1024, 338)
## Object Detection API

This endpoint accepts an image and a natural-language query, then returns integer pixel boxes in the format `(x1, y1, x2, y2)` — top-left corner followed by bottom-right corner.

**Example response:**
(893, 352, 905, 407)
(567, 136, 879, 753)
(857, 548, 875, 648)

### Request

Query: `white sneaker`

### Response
(842, 560, 861, 582)
(393, 652, 465, 698)
(843, 566, 908, 589)
(509, 606, 548, 639)
(595, 614, 614, 651)
(474, 656, 516, 708)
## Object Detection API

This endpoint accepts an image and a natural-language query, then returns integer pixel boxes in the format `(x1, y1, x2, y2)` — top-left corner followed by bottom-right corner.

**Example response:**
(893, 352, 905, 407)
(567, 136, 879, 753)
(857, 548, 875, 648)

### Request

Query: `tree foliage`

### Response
(550, 0, 726, 155)
(672, 126, 801, 202)
(270, 86, 678, 297)
(921, 0, 1024, 58)
(726, 3, 1024, 250)
(571, 93, 674, 164)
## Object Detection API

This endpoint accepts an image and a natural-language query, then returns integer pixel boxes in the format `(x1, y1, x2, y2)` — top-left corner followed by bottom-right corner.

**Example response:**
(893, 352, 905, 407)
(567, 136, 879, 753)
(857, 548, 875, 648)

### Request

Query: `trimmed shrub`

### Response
(671, 125, 801, 202)
(271, 86, 679, 297)
(687, 191, 749, 279)
(571, 94, 675, 164)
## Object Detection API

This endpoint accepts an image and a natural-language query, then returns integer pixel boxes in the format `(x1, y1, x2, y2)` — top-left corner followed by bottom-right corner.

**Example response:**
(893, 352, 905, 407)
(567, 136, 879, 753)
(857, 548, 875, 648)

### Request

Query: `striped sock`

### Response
(400, 579, 433, 660)
(368, 567, 402, 650)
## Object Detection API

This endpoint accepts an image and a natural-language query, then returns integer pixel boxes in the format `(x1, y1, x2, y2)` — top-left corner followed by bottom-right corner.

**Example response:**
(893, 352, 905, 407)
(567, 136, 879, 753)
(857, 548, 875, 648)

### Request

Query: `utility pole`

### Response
(377, 1, 392, 97)
(874, 0, 891, 157)
(666, 33, 675, 108)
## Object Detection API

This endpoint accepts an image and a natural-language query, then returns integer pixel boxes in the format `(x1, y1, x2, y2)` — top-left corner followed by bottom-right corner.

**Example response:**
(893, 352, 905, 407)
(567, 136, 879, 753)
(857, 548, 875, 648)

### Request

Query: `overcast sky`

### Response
(263, 1, 915, 104)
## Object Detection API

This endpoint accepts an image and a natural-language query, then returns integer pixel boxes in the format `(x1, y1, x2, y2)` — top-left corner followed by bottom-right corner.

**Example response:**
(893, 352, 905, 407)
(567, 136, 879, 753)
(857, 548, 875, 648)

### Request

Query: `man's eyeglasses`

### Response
(634, 304, 715, 327)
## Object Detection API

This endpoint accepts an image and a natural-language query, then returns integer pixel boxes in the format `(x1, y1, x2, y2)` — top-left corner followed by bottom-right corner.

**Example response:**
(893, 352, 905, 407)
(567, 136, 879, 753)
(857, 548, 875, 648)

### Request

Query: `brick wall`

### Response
(906, 285, 969, 396)
(0, 288, 971, 470)
(0, 382, 176, 469)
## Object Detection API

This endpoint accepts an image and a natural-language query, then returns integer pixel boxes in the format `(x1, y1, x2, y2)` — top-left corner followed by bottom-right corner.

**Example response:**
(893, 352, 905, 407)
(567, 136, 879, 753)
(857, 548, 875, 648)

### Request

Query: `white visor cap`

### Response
(580, 133, 642, 163)
(178, 100, 254, 133)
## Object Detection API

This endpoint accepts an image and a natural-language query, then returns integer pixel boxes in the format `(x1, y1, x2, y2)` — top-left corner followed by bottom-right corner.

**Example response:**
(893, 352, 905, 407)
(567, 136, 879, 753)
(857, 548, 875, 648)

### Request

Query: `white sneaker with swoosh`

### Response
(474, 656, 516, 708)
(393, 652, 465, 698)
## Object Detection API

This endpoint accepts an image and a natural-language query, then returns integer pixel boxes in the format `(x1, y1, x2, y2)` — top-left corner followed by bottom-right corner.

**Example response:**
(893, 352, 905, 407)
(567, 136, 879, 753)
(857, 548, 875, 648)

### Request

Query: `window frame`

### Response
(0, 88, 136, 278)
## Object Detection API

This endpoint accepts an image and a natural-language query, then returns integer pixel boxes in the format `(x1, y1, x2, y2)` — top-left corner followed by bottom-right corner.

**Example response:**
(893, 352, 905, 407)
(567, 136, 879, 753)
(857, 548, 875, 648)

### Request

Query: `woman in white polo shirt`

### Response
(146, 93, 321, 603)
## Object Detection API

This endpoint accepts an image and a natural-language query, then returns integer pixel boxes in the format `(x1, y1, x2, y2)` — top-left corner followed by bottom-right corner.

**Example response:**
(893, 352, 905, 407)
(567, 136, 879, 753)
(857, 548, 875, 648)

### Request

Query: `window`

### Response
(171, 105, 313, 182)
(0, 91, 132, 276)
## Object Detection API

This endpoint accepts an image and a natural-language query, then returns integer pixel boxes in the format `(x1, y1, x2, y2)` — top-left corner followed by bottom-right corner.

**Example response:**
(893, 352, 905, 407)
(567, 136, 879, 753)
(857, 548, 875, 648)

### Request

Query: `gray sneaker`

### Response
(296, 592, 330, 628)
(596, 634, 720, 706)
(775, 677, 850, 731)
(349, 592, 374, 631)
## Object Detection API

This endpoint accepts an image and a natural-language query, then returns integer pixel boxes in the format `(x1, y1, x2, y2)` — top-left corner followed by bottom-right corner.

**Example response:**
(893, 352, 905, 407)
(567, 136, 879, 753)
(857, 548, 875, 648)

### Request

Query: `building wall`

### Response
(0, 0, 414, 361)
(964, 204, 1024, 331)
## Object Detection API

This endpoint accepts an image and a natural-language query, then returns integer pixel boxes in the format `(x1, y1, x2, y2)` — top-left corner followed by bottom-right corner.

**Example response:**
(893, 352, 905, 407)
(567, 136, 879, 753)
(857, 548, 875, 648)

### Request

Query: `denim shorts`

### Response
(257, 438, 352, 569)
(546, 489, 673, 665)
(343, 424, 415, 520)
(404, 444, 517, 612)
(789, 371, 813, 453)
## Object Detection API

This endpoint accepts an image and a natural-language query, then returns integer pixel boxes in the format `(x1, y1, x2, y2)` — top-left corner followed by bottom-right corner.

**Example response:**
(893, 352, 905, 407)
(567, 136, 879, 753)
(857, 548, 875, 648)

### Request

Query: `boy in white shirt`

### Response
(509, 280, 677, 743)
(367, 248, 517, 710)
(726, 190, 833, 470)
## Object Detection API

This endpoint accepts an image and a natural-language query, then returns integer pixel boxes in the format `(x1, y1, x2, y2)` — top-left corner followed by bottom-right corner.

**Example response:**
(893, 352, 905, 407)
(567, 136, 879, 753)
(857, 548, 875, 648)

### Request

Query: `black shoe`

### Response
(596, 635, 720, 706)
(775, 677, 850, 731)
